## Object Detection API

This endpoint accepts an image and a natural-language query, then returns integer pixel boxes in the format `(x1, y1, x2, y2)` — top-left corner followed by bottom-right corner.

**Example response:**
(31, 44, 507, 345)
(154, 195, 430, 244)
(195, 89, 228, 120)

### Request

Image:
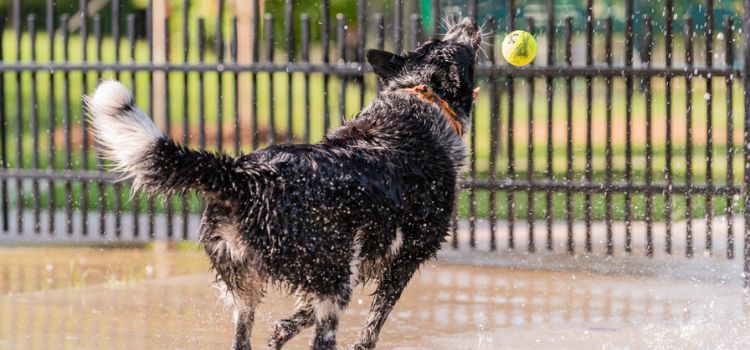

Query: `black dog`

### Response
(87, 17, 480, 350)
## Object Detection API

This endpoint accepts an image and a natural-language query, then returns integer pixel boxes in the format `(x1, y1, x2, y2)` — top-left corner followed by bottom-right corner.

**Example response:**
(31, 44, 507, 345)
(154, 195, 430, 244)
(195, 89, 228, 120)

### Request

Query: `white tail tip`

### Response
(88, 80, 134, 116)
(87, 80, 163, 188)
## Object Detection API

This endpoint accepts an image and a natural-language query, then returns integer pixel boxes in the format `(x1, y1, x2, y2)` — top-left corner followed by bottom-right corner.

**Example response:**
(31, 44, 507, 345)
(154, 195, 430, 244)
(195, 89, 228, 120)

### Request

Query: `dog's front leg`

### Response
(233, 310, 255, 350)
(348, 251, 426, 350)
(309, 296, 349, 350)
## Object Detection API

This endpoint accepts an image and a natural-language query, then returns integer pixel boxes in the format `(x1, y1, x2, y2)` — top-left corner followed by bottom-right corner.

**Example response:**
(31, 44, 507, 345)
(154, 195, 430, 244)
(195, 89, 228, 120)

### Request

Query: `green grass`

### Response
(2, 30, 745, 221)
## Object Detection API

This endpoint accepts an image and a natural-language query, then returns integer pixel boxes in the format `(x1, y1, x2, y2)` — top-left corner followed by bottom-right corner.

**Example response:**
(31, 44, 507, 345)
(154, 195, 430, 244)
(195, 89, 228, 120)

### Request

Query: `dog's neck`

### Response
(399, 84, 463, 136)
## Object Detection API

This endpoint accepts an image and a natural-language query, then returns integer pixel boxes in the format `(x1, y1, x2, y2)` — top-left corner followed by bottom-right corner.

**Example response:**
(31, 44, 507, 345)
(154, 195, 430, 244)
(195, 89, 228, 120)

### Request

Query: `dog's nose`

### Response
(444, 16, 481, 47)
(459, 17, 479, 36)
(461, 17, 476, 27)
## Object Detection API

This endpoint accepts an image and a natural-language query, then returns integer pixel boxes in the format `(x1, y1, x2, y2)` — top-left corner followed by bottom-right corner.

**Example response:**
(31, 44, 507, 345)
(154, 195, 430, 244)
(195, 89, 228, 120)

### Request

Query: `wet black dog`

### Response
(87, 17, 480, 350)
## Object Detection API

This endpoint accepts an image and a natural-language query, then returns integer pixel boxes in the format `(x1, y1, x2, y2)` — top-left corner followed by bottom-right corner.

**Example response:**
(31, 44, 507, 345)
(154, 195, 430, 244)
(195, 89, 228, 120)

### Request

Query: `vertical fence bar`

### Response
(468, 6, 478, 250)
(112, 0, 120, 81)
(583, 0, 593, 253)
(321, 0, 331, 134)
(61, 14, 73, 236)
(742, 0, 750, 288)
(231, 16, 240, 153)
(46, 0, 56, 236)
(13, 0, 23, 234)
(28, 15, 40, 234)
(467, 5, 478, 249)
(197, 15, 206, 239)
(265, 14, 275, 145)
(544, 0, 554, 251)
(604, 17, 614, 255)
(112, 0, 122, 238)
(394, 0, 403, 54)
(624, 0, 634, 254)
(198, 19, 206, 151)
(357, 0, 366, 109)
(251, 0, 260, 149)
(506, 0, 516, 251)
(94, 14, 105, 237)
(564, 17, 573, 254)
(79, 0, 89, 237)
(182, 0, 190, 239)
(451, 196, 459, 249)
(526, 17, 535, 252)
(469, 93, 476, 249)
(644, 15, 654, 257)
(685, 17, 694, 258)
(285, 0, 294, 143)
(725, 16, 735, 259)
(337, 14, 346, 125)
(146, 0, 156, 238)
(431, 0, 440, 38)
(215, 0, 225, 152)
(410, 14, 421, 48)
(374, 14, 384, 93)
(0, 15, 6, 233)
(487, 16, 498, 251)
(705, 0, 715, 254)
(468, 0, 477, 19)
(664, 0, 674, 255)
(164, 16, 173, 239)
(127, 14, 139, 238)
(301, 14, 311, 144)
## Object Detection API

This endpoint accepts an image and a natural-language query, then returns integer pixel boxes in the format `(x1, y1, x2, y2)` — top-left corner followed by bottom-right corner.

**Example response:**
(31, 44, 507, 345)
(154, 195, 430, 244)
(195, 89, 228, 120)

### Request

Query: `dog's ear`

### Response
(366, 49, 405, 81)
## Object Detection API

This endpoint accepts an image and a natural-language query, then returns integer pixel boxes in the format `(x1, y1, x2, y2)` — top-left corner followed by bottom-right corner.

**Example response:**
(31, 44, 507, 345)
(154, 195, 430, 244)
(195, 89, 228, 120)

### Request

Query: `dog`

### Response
(87, 17, 480, 350)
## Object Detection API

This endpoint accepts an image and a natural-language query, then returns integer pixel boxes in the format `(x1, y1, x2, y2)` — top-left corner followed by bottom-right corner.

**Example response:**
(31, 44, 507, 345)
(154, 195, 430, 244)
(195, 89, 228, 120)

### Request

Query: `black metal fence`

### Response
(1, 1, 750, 284)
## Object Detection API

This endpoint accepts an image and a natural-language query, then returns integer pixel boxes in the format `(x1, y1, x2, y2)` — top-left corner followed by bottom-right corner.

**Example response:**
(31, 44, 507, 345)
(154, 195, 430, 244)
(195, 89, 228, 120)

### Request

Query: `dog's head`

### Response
(367, 17, 481, 118)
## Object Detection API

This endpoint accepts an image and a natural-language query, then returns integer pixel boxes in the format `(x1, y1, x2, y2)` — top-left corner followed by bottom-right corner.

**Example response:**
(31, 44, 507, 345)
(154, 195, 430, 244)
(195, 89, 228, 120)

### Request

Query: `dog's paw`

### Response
(346, 343, 374, 350)
(231, 339, 252, 350)
(268, 320, 294, 349)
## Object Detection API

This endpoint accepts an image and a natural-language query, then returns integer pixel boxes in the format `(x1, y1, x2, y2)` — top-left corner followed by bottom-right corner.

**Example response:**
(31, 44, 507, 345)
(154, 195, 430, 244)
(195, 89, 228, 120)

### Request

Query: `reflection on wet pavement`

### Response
(1, 247, 749, 349)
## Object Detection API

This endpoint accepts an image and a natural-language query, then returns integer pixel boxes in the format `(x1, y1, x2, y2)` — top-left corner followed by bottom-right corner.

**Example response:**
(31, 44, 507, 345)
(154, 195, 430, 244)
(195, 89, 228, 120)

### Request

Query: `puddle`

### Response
(0, 247, 748, 349)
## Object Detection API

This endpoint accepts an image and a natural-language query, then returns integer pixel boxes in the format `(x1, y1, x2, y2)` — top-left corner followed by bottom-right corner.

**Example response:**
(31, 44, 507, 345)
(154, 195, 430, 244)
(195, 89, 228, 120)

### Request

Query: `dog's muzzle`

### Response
(444, 17, 481, 49)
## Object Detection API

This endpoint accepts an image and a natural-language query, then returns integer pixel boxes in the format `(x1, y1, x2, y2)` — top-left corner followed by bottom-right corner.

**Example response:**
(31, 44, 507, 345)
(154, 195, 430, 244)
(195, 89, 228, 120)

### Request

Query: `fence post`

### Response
(743, 0, 750, 288)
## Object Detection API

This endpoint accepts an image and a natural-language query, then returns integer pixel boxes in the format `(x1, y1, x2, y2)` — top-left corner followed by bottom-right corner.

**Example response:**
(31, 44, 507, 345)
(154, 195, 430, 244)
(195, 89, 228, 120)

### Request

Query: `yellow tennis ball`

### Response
(502, 30, 537, 66)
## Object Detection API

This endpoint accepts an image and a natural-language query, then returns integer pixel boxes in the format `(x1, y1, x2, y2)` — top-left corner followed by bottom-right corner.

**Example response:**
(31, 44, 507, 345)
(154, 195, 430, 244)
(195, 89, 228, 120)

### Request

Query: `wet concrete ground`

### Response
(1, 246, 749, 349)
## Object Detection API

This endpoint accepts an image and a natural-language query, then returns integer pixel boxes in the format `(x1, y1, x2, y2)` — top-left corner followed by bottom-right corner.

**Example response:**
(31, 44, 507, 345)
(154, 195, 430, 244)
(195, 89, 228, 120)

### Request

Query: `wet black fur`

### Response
(94, 17, 481, 350)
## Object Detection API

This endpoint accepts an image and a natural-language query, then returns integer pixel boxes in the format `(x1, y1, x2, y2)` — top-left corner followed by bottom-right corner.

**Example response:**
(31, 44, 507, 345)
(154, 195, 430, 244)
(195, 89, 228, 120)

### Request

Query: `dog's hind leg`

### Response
(231, 288, 263, 350)
(220, 274, 264, 350)
(268, 292, 316, 349)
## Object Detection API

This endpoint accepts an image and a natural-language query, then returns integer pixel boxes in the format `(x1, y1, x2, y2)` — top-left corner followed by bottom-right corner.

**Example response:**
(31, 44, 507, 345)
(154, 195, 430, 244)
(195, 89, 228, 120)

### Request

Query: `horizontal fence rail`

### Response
(0, 0, 749, 285)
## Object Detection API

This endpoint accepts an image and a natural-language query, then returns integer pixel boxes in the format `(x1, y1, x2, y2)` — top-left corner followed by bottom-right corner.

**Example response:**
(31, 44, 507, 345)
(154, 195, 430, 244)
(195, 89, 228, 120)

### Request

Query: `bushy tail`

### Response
(86, 80, 245, 200)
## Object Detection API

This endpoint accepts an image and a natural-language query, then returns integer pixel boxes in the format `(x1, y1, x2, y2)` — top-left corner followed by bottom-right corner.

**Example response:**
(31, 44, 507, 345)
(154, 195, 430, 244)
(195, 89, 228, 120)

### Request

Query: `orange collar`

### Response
(400, 84, 462, 136)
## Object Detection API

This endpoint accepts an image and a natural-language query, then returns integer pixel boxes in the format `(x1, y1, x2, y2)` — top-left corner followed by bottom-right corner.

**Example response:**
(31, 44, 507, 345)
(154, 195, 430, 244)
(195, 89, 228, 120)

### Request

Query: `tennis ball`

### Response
(501, 30, 537, 66)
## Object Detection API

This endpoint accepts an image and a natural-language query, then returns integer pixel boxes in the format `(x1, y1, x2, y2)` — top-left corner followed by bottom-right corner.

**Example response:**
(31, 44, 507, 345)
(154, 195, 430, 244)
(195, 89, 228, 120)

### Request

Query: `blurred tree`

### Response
(0, 0, 142, 34)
